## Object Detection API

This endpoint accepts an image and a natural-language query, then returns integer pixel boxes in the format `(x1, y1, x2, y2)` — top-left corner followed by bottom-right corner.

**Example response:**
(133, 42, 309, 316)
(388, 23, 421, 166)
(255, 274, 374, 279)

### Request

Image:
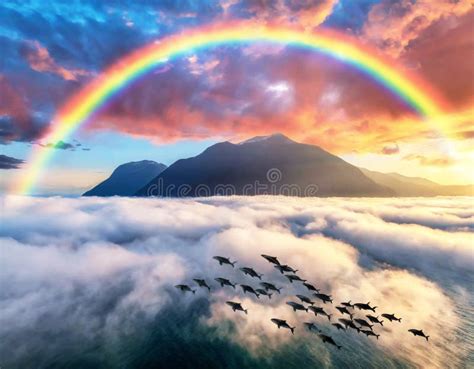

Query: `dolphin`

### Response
(341, 300, 354, 308)
(259, 282, 282, 294)
(361, 329, 380, 339)
(304, 322, 321, 333)
(336, 306, 353, 318)
(213, 256, 237, 267)
(381, 313, 402, 323)
(261, 254, 280, 265)
(318, 334, 342, 350)
(285, 274, 306, 283)
(239, 267, 263, 280)
(366, 315, 384, 326)
(256, 288, 272, 299)
(239, 284, 260, 298)
(175, 284, 196, 294)
(296, 294, 314, 305)
(287, 301, 308, 312)
(193, 278, 211, 292)
(308, 306, 332, 321)
(338, 318, 352, 328)
(408, 329, 429, 341)
(226, 301, 248, 314)
(271, 318, 295, 334)
(313, 293, 333, 304)
(274, 264, 298, 274)
(215, 277, 236, 289)
(302, 282, 320, 293)
(353, 302, 377, 312)
(332, 323, 346, 331)
(355, 318, 374, 330)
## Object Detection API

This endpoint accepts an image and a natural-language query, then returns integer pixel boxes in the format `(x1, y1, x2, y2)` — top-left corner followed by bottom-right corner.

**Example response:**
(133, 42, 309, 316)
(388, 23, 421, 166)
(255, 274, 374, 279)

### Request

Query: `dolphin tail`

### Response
(329, 298, 333, 303)
(305, 308, 308, 312)
(244, 309, 248, 315)
(292, 307, 297, 312)
(327, 314, 332, 321)
(376, 334, 380, 340)
(372, 306, 377, 312)
(276, 287, 282, 294)
(350, 313, 354, 319)
(268, 293, 273, 300)
(337, 345, 342, 350)
(231, 261, 237, 267)
(380, 320, 384, 326)
(398, 318, 402, 322)
(290, 327, 295, 335)
(256, 293, 260, 299)
(231, 283, 236, 289)
(258, 274, 263, 280)
(425, 336, 429, 342)
(207, 286, 211, 292)
(192, 290, 196, 294)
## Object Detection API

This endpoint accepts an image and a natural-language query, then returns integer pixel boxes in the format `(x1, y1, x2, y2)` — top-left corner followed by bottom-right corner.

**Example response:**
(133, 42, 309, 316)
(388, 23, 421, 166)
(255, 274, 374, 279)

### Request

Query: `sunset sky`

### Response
(1, 0, 473, 195)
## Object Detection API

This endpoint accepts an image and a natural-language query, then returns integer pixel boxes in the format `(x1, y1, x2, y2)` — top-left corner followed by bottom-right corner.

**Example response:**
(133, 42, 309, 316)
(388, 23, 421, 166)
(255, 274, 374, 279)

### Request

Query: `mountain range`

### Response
(83, 134, 472, 197)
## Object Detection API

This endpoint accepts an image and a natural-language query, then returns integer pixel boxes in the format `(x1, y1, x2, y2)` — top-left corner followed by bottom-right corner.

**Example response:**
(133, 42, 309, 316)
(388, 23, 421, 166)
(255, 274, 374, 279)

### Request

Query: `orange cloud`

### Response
(403, 154, 455, 167)
(21, 41, 90, 81)
(363, 0, 472, 57)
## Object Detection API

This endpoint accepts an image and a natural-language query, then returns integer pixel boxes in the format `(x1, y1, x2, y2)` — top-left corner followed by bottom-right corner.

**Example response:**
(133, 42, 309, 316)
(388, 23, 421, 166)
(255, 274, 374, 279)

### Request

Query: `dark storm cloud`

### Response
(0, 154, 24, 169)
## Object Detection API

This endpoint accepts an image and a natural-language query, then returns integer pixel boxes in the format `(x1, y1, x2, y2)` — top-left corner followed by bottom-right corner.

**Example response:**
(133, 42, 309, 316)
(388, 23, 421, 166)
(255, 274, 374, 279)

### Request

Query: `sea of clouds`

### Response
(0, 195, 472, 369)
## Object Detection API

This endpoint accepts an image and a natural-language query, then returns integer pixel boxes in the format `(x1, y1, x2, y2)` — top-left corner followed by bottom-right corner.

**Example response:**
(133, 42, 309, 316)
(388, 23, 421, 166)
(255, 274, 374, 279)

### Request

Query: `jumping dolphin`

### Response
(215, 277, 236, 289)
(332, 323, 346, 331)
(286, 301, 308, 312)
(308, 306, 332, 321)
(304, 322, 321, 333)
(366, 315, 384, 326)
(274, 264, 298, 274)
(271, 318, 295, 334)
(259, 282, 282, 294)
(355, 318, 374, 330)
(193, 278, 211, 292)
(285, 274, 306, 283)
(313, 293, 333, 304)
(341, 300, 354, 308)
(239, 267, 263, 280)
(339, 318, 360, 333)
(336, 306, 353, 318)
(175, 284, 196, 294)
(408, 329, 429, 341)
(381, 313, 402, 323)
(256, 288, 272, 299)
(302, 282, 320, 293)
(213, 256, 237, 267)
(361, 329, 380, 339)
(296, 294, 314, 305)
(239, 284, 260, 298)
(353, 302, 377, 312)
(318, 334, 342, 350)
(226, 301, 248, 314)
(261, 254, 280, 265)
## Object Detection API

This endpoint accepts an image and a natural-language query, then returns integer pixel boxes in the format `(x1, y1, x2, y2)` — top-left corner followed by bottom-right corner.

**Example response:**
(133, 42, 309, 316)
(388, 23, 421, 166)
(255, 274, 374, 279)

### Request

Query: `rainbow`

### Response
(17, 22, 447, 195)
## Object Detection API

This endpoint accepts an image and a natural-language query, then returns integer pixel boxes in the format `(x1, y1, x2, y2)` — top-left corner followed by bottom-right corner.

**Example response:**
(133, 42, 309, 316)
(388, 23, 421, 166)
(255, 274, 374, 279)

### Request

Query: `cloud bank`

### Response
(0, 195, 472, 368)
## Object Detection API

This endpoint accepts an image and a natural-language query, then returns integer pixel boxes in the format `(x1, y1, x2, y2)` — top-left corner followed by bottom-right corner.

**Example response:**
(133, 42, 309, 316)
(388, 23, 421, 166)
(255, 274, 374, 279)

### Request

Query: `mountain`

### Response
(83, 160, 167, 197)
(361, 168, 473, 196)
(135, 134, 393, 197)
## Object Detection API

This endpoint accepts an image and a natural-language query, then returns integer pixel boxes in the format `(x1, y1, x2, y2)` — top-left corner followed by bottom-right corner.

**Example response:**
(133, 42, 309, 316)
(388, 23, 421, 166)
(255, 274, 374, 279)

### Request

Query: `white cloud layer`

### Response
(0, 195, 472, 368)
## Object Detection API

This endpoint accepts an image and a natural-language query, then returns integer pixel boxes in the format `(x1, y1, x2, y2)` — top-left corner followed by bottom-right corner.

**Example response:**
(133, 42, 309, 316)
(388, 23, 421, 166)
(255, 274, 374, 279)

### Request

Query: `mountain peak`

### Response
(238, 133, 295, 145)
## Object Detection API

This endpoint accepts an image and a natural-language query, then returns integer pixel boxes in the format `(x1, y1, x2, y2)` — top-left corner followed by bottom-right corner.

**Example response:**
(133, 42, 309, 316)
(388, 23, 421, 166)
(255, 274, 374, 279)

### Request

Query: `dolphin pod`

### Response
(175, 253, 429, 352)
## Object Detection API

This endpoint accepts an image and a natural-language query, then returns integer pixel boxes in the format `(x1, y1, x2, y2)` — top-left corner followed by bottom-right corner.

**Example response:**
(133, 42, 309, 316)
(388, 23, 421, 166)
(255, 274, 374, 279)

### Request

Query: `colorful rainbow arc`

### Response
(17, 22, 447, 195)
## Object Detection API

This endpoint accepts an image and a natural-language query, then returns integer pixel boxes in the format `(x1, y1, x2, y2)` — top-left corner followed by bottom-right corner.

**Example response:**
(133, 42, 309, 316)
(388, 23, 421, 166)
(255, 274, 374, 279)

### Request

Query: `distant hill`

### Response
(83, 160, 167, 197)
(361, 168, 473, 196)
(135, 134, 393, 197)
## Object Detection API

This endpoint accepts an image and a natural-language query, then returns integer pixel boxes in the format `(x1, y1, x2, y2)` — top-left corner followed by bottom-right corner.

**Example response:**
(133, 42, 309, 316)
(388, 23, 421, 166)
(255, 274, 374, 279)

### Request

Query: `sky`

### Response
(0, 0, 473, 194)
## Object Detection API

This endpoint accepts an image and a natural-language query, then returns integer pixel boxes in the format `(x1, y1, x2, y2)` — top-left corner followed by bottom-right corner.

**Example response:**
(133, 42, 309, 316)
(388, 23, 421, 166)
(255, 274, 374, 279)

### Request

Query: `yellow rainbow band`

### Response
(17, 22, 447, 195)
